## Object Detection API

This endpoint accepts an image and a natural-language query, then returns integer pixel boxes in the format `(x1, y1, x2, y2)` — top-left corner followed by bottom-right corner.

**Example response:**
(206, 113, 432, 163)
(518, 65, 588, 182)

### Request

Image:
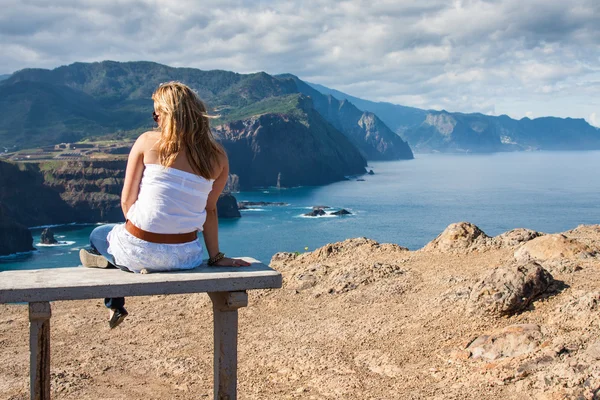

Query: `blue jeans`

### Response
(89, 224, 129, 310)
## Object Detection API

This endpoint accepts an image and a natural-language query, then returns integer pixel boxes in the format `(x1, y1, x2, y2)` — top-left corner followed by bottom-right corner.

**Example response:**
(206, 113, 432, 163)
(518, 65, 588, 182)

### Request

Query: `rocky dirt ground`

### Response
(1, 222, 599, 399)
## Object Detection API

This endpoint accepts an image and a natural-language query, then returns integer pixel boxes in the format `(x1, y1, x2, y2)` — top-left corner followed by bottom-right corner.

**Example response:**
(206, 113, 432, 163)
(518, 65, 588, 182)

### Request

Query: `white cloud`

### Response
(0, 0, 599, 121)
(588, 112, 599, 127)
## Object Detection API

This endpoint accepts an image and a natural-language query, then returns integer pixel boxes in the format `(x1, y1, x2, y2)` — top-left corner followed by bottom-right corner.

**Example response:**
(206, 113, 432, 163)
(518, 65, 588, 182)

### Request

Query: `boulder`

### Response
(331, 209, 352, 216)
(469, 261, 554, 316)
(216, 193, 241, 218)
(423, 222, 490, 253)
(492, 228, 544, 248)
(514, 234, 595, 262)
(368, 169, 374, 175)
(40, 228, 58, 244)
(467, 324, 543, 361)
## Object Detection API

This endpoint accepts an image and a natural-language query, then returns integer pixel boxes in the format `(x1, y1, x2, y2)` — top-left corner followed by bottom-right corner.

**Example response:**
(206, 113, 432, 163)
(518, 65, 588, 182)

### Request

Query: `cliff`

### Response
(279, 74, 414, 160)
(215, 97, 367, 188)
(402, 111, 600, 153)
(309, 82, 600, 154)
(0, 208, 34, 256)
(0, 159, 242, 255)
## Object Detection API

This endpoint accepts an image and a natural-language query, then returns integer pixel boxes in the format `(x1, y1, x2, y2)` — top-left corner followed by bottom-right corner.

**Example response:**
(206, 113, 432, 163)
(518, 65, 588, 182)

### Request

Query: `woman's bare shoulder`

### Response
(137, 130, 160, 142)
(133, 131, 160, 149)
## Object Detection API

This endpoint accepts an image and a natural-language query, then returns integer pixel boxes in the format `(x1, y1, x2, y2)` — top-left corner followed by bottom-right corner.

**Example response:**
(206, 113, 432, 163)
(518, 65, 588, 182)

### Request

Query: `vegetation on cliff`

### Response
(0, 61, 411, 165)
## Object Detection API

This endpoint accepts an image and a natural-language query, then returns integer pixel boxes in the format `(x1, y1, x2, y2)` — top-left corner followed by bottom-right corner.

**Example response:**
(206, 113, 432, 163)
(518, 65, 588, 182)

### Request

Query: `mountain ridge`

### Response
(0, 61, 410, 164)
(308, 82, 600, 153)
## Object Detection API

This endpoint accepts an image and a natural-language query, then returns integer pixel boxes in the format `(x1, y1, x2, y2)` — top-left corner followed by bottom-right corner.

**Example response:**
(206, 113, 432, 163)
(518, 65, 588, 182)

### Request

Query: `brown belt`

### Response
(125, 220, 197, 244)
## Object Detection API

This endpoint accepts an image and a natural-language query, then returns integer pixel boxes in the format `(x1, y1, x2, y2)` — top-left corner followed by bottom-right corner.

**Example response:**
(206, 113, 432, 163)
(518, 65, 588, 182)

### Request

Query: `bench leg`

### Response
(29, 302, 52, 400)
(208, 291, 248, 400)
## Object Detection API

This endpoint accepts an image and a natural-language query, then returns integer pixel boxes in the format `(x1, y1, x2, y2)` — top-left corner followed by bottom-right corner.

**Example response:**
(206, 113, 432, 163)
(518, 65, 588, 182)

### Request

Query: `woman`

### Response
(79, 81, 250, 329)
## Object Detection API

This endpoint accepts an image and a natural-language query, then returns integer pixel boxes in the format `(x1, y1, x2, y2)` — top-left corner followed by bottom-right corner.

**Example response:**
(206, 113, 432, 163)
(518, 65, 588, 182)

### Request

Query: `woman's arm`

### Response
(120, 134, 147, 217)
(203, 154, 250, 267)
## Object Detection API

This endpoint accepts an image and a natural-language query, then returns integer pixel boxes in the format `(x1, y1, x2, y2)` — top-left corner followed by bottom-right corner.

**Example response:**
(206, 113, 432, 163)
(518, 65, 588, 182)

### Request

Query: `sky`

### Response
(1, 0, 599, 125)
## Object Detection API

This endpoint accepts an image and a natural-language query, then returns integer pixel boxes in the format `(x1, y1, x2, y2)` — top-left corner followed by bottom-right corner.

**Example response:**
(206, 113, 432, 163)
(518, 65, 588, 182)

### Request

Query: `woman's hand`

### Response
(212, 257, 252, 267)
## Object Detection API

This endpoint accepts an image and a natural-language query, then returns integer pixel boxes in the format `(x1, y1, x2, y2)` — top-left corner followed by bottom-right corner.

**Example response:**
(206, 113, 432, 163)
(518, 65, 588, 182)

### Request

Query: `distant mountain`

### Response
(309, 83, 600, 153)
(307, 81, 428, 135)
(0, 61, 410, 163)
(0, 74, 10, 81)
(405, 111, 600, 153)
(280, 75, 412, 160)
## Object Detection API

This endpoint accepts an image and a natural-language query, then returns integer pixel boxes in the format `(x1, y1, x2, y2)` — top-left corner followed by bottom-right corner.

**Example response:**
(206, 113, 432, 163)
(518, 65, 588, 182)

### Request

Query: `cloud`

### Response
(0, 0, 599, 121)
(589, 112, 599, 127)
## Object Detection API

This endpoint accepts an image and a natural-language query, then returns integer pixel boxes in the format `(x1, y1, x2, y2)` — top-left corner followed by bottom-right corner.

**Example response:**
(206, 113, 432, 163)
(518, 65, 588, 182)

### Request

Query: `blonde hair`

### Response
(152, 81, 225, 179)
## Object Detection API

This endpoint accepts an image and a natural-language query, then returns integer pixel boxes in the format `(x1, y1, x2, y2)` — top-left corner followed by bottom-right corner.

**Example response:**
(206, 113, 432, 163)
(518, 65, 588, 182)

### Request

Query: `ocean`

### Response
(2, 151, 599, 271)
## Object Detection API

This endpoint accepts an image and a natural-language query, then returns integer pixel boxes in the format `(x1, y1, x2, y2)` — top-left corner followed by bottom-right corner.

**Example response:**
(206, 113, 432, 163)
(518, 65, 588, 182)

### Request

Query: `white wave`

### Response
(240, 208, 266, 212)
(296, 213, 337, 219)
(36, 241, 76, 247)
(0, 249, 39, 259)
(56, 235, 66, 239)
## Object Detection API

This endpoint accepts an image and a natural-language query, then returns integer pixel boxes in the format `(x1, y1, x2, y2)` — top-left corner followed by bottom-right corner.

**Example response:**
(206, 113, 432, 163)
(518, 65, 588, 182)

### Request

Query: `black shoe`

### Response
(109, 307, 128, 329)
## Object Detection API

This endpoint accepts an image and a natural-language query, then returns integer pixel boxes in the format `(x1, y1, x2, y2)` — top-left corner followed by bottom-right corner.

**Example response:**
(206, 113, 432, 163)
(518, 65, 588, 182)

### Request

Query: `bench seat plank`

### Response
(0, 258, 282, 304)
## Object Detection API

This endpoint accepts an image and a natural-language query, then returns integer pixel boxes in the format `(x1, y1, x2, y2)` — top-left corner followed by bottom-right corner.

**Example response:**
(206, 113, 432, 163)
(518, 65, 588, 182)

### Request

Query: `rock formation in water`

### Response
(216, 193, 241, 218)
(304, 209, 327, 217)
(40, 228, 58, 244)
(331, 209, 352, 216)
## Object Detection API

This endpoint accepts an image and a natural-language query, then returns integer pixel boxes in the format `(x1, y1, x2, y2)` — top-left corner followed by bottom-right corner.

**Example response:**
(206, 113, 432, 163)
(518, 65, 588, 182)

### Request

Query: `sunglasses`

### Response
(152, 111, 159, 123)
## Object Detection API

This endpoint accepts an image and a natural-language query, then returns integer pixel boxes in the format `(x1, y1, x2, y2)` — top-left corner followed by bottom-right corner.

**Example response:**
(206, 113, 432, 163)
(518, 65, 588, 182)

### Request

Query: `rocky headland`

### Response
(215, 96, 367, 188)
(1, 222, 598, 399)
(0, 159, 243, 256)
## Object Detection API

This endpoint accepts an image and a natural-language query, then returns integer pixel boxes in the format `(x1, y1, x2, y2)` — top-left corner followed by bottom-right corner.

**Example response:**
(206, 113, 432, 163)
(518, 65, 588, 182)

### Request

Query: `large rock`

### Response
(514, 234, 595, 262)
(331, 209, 352, 216)
(270, 238, 410, 294)
(467, 324, 543, 361)
(469, 261, 554, 316)
(304, 209, 326, 217)
(423, 222, 490, 253)
(216, 193, 241, 218)
(40, 228, 58, 244)
(0, 208, 35, 256)
(492, 228, 544, 248)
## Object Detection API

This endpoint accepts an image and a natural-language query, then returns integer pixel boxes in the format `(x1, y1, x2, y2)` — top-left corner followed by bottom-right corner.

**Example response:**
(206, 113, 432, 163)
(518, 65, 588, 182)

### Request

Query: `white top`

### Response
(107, 164, 215, 273)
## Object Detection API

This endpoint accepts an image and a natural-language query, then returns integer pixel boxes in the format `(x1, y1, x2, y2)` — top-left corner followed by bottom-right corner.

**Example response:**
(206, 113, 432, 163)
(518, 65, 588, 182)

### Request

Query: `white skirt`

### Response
(107, 223, 204, 273)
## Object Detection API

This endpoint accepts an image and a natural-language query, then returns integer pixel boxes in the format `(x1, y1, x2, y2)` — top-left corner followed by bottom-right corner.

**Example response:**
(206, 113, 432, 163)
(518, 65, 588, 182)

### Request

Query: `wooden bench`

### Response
(0, 258, 282, 400)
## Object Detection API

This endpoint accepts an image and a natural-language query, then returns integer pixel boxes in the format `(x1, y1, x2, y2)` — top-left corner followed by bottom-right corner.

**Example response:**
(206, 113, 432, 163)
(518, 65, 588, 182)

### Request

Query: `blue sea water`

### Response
(2, 151, 599, 271)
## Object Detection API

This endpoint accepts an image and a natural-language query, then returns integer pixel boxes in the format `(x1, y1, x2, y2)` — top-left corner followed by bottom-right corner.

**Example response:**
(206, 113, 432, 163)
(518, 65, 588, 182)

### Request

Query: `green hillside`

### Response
(0, 61, 411, 161)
